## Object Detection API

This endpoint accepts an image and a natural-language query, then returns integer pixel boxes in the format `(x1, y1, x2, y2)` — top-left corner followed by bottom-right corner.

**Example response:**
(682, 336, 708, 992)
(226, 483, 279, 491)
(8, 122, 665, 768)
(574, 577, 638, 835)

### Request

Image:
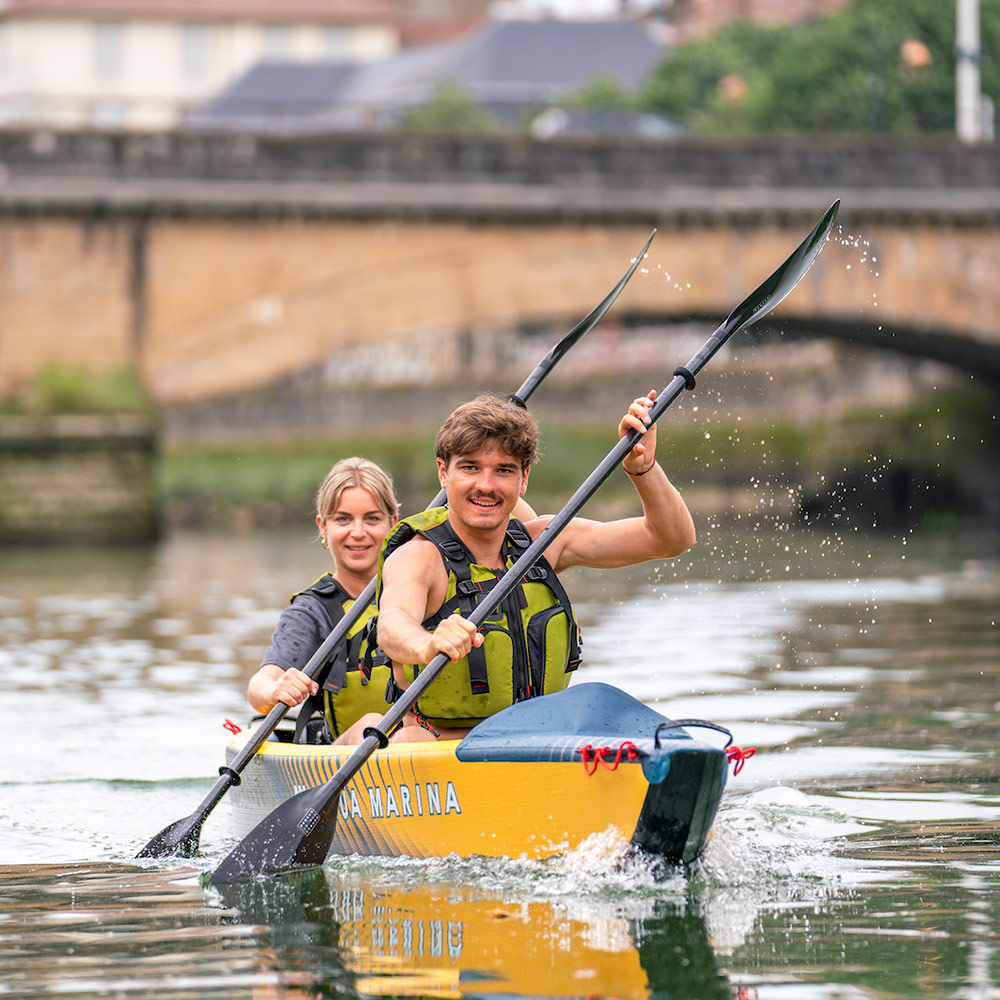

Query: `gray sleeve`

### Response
(260, 594, 334, 673)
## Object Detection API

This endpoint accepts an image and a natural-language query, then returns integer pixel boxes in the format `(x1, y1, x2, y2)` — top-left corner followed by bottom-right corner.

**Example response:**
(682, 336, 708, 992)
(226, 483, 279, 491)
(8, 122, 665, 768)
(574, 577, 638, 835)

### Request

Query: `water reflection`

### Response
(213, 863, 732, 1000)
(1, 526, 999, 998)
(0, 859, 733, 1000)
(0, 863, 260, 1000)
(728, 850, 1000, 999)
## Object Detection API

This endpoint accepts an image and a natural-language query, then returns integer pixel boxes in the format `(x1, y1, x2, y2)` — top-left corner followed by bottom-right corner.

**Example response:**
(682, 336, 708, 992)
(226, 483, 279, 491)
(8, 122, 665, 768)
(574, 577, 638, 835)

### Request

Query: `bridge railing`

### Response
(1, 129, 998, 191)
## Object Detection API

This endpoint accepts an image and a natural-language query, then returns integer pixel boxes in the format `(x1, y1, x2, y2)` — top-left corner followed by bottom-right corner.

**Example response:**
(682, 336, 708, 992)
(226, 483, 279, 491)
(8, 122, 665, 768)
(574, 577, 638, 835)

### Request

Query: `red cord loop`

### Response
(579, 741, 753, 775)
(222, 718, 242, 735)
(579, 741, 641, 775)
(725, 745, 755, 774)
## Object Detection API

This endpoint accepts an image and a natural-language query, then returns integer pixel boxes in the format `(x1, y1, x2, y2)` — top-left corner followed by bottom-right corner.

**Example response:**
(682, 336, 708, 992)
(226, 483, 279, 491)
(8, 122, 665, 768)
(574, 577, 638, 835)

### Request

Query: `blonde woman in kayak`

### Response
(247, 456, 400, 745)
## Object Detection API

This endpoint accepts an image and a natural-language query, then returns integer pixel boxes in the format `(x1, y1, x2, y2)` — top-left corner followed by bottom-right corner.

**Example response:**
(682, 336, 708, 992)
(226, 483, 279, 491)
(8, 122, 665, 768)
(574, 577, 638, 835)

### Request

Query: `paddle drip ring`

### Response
(363, 725, 390, 749)
(673, 366, 696, 391)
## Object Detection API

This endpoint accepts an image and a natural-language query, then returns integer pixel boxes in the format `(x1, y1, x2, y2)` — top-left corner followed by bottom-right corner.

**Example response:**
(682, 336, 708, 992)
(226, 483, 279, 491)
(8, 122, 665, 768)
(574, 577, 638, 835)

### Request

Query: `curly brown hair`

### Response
(434, 394, 540, 470)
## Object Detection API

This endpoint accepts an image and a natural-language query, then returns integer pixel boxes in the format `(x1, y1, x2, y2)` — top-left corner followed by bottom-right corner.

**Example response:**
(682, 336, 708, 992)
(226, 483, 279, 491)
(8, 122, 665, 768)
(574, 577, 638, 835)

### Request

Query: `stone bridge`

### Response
(2, 130, 999, 417)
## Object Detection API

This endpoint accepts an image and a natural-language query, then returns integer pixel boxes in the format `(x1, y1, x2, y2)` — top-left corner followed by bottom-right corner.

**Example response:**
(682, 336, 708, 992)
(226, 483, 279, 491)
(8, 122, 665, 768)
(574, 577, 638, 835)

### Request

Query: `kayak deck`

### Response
(225, 683, 728, 864)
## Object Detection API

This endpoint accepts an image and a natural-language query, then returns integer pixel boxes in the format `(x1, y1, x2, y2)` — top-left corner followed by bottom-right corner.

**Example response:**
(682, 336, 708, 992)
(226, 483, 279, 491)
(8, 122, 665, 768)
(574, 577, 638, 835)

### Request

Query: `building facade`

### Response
(0, 0, 399, 130)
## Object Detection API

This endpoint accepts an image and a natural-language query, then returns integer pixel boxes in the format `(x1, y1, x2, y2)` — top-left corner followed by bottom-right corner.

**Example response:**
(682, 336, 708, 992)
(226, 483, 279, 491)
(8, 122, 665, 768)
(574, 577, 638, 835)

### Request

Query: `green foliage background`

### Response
(640, 0, 1000, 133)
(0, 364, 152, 416)
(399, 81, 500, 132)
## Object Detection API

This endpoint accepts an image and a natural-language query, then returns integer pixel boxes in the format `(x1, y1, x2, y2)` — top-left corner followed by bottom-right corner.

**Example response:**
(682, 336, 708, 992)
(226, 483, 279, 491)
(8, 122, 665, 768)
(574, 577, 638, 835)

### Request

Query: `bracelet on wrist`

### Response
(624, 460, 656, 477)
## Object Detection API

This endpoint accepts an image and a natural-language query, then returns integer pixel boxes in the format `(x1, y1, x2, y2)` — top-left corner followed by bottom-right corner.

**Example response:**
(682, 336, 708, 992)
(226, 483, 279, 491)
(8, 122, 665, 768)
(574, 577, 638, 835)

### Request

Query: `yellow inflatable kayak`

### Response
(225, 683, 732, 865)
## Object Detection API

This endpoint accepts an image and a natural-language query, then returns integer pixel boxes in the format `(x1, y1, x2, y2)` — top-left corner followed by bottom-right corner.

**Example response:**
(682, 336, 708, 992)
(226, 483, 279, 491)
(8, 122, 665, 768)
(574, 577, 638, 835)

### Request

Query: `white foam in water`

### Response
(286, 781, 879, 961)
(283, 778, 882, 959)
(316, 829, 686, 908)
(680, 785, 895, 956)
(696, 790, 866, 891)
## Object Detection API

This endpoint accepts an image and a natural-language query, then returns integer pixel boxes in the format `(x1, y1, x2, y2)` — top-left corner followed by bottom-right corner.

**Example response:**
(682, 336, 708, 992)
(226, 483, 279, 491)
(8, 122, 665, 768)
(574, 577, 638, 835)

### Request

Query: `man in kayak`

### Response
(375, 391, 696, 740)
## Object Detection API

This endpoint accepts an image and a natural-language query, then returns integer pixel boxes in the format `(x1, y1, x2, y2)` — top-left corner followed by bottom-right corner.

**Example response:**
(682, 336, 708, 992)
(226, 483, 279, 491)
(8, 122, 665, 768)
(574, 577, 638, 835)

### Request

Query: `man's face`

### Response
(438, 445, 530, 535)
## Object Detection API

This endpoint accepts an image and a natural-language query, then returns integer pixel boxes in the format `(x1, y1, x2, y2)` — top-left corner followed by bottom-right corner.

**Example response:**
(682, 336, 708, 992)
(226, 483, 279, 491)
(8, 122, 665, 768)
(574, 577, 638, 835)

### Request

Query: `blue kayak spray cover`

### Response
(455, 682, 692, 764)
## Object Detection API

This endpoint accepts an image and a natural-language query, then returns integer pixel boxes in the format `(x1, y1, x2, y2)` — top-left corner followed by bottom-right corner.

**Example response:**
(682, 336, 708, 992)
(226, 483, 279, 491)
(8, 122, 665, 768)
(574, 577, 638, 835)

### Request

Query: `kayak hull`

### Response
(225, 683, 728, 865)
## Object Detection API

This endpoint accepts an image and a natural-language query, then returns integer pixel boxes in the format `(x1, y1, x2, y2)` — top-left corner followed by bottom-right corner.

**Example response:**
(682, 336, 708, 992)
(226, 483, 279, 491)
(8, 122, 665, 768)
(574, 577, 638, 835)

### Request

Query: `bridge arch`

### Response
(132, 212, 999, 404)
(2, 130, 999, 405)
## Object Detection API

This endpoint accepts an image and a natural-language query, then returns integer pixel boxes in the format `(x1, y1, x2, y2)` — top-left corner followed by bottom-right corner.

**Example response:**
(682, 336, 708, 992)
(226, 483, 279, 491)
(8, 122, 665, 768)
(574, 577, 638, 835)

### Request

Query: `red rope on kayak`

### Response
(725, 745, 755, 774)
(579, 741, 640, 775)
(222, 718, 242, 734)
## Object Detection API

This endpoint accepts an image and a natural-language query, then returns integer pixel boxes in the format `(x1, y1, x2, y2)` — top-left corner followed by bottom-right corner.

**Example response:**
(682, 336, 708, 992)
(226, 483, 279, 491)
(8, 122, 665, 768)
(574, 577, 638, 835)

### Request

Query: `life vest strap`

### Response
(289, 574, 352, 743)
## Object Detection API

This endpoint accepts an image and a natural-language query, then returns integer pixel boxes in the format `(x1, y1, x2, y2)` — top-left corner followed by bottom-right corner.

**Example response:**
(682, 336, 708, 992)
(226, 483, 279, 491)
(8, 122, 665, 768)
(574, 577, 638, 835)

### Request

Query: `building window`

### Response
(263, 25, 291, 59)
(94, 22, 123, 78)
(93, 100, 127, 128)
(325, 27, 350, 59)
(182, 24, 212, 79)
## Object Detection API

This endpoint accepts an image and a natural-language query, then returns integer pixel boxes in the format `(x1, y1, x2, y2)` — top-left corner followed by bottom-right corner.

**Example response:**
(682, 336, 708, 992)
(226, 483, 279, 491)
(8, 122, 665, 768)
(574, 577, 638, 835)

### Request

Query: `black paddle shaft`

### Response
(208, 200, 839, 885)
(137, 231, 655, 860)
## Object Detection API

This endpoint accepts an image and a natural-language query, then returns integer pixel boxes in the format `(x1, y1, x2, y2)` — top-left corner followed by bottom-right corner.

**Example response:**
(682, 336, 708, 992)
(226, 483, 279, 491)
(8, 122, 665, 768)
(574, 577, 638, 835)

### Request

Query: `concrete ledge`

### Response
(0, 414, 160, 544)
(2, 175, 998, 226)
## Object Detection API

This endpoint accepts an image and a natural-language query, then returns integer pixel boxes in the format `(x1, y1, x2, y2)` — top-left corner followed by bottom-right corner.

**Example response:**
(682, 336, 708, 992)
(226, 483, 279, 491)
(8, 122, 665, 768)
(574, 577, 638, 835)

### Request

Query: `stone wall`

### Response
(0, 415, 159, 544)
(0, 213, 141, 392)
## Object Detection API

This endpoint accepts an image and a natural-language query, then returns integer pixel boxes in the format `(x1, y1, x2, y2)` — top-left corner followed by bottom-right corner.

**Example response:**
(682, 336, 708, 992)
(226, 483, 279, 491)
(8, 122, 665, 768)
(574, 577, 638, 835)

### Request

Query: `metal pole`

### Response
(956, 0, 982, 143)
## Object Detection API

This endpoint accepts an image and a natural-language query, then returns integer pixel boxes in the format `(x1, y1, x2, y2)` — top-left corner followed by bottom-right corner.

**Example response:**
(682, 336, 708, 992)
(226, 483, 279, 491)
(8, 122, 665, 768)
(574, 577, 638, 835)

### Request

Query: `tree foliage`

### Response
(1, 364, 152, 415)
(399, 81, 500, 133)
(640, 0, 1000, 133)
(558, 75, 637, 111)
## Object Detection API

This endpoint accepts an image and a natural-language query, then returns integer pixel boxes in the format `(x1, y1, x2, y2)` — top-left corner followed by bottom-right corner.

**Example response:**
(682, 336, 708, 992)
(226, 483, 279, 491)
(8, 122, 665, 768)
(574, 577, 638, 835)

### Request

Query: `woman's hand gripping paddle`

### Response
(209, 201, 839, 885)
(137, 231, 656, 860)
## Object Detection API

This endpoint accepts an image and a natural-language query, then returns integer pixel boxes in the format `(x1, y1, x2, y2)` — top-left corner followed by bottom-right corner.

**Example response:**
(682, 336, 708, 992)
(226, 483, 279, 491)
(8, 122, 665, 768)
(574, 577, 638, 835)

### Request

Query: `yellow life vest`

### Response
(293, 574, 394, 739)
(374, 508, 581, 729)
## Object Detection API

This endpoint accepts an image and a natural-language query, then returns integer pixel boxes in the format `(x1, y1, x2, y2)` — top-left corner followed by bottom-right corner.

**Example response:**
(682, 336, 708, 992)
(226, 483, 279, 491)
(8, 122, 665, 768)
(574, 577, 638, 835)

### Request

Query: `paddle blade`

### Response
(210, 782, 340, 886)
(548, 230, 656, 362)
(518, 230, 656, 399)
(722, 200, 839, 341)
(136, 813, 203, 859)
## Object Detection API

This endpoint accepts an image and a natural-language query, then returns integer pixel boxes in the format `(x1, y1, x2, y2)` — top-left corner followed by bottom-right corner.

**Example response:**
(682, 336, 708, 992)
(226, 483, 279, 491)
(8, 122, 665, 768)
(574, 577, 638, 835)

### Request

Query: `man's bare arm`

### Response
(512, 496, 537, 521)
(376, 538, 481, 670)
(529, 390, 696, 571)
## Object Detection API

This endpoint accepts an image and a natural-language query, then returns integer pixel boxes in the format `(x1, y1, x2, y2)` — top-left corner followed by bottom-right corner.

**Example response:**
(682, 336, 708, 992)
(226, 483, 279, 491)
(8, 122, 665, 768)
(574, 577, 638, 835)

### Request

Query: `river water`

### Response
(1, 520, 998, 999)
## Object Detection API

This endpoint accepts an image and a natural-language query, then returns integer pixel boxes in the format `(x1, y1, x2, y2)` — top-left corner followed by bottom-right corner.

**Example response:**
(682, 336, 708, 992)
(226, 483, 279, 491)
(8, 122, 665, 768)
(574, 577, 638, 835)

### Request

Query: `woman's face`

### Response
(317, 486, 396, 582)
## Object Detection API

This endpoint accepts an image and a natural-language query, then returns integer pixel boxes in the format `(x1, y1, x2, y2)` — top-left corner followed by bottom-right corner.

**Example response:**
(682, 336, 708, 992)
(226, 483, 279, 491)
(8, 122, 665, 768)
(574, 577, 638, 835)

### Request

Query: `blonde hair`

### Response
(315, 457, 398, 536)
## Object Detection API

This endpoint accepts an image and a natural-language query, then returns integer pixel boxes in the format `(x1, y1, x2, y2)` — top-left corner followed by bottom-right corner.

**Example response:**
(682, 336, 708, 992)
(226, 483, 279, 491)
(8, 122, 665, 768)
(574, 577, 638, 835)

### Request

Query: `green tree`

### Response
(640, 0, 1000, 133)
(0, 364, 152, 416)
(559, 75, 637, 111)
(399, 81, 499, 133)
